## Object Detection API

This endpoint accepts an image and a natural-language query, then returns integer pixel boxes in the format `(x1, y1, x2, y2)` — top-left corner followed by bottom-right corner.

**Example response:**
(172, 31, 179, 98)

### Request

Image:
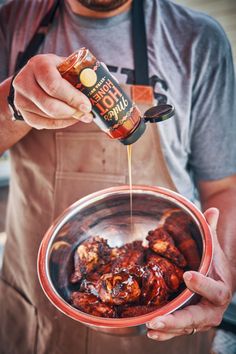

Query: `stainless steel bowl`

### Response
(37, 185, 213, 336)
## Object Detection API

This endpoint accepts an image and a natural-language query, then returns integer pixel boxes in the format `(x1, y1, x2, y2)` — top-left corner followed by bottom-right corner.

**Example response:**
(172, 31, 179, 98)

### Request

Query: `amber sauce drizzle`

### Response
(127, 145, 133, 232)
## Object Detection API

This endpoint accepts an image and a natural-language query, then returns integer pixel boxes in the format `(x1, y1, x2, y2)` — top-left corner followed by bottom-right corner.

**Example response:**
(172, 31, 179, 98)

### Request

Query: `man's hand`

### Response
(146, 208, 233, 341)
(13, 53, 93, 129)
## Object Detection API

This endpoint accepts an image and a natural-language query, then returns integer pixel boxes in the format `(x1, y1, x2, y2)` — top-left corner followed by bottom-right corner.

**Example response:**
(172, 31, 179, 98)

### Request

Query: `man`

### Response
(0, 0, 235, 353)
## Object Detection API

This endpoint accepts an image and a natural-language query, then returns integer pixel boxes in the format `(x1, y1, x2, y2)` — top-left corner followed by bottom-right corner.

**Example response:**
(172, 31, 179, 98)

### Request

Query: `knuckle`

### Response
(46, 79, 61, 97)
(27, 54, 48, 69)
(66, 93, 80, 108)
(13, 74, 23, 90)
(186, 310, 195, 327)
(33, 124, 44, 130)
(28, 54, 42, 65)
(43, 101, 59, 116)
(67, 90, 90, 109)
(48, 119, 63, 129)
(14, 94, 27, 111)
(27, 55, 44, 73)
(50, 119, 63, 128)
(217, 287, 232, 306)
(22, 116, 43, 130)
(202, 326, 211, 332)
(17, 102, 28, 112)
(212, 313, 222, 327)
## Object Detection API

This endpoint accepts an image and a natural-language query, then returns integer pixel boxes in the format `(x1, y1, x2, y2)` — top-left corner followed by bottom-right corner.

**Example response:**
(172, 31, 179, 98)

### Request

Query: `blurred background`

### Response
(0, 0, 235, 353)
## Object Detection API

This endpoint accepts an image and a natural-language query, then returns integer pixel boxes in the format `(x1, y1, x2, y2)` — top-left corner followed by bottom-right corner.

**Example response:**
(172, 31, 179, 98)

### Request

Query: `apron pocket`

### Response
(0, 278, 38, 354)
(53, 171, 127, 218)
(55, 131, 126, 175)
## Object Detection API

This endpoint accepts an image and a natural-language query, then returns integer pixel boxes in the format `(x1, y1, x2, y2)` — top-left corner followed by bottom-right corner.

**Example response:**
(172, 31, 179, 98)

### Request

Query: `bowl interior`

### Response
(47, 188, 203, 308)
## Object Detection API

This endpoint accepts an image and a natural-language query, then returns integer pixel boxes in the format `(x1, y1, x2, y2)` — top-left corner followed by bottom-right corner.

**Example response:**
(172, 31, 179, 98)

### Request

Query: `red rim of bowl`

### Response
(37, 185, 213, 328)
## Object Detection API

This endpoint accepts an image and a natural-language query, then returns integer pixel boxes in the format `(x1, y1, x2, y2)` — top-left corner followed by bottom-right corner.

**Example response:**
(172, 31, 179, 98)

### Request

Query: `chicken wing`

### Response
(70, 236, 112, 283)
(141, 264, 169, 306)
(96, 271, 141, 306)
(161, 210, 201, 270)
(147, 228, 187, 267)
(147, 252, 184, 292)
(71, 292, 116, 317)
(111, 241, 144, 273)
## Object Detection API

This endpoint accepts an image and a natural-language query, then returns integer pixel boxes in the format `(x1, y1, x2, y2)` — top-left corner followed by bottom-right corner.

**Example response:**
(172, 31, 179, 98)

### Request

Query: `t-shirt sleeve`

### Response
(189, 17, 236, 181)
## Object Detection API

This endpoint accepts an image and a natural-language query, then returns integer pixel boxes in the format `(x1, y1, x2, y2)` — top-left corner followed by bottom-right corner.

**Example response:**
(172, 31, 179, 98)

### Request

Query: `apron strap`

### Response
(131, 0, 178, 192)
(131, 0, 149, 85)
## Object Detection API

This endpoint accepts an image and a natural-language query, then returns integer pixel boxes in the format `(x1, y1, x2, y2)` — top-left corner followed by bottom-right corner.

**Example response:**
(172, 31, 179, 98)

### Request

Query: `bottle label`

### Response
(76, 62, 134, 130)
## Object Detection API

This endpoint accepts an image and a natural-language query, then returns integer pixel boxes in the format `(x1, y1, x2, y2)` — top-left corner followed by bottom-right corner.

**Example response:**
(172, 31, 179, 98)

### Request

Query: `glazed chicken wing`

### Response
(147, 253, 184, 292)
(96, 271, 141, 306)
(147, 228, 187, 268)
(71, 292, 116, 317)
(141, 264, 169, 306)
(70, 236, 112, 283)
(161, 210, 201, 270)
(111, 241, 144, 273)
(69, 229, 188, 317)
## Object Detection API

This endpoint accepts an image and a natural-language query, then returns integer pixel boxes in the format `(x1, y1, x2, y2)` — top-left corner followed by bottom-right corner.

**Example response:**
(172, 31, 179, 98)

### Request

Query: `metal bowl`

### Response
(37, 185, 213, 336)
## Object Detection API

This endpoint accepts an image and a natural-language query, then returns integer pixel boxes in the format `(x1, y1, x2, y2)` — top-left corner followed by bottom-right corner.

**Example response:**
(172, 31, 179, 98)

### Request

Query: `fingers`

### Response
(31, 54, 92, 111)
(146, 270, 231, 341)
(16, 110, 79, 130)
(13, 54, 93, 129)
(15, 90, 78, 119)
(204, 208, 219, 232)
(184, 271, 231, 306)
(147, 326, 212, 341)
(147, 330, 184, 341)
(147, 303, 220, 331)
(146, 301, 223, 341)
(72, 111, 94, 123)
(146, 208, 231, 342)
(203, 208, 233, 291)
(203, 208, 219, 243)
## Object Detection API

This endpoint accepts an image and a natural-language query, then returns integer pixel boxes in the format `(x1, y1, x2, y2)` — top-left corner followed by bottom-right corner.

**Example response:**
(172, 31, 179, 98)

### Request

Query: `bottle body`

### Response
(58, 48, 145, 144)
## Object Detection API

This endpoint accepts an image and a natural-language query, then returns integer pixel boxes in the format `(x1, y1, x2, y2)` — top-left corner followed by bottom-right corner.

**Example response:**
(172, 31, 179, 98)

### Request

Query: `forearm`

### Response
(0, 77, 31, 154)
(200, 187, 236, 291)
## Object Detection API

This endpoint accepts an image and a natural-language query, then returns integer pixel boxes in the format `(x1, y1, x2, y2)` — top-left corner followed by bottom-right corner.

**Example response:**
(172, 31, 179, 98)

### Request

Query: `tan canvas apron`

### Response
(0, 85, 214, 354)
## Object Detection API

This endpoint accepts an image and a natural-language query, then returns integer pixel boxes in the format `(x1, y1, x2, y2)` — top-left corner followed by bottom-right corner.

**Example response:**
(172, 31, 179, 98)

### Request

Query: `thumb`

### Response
(183, 271, 230, 307)
(204, 207, 219, 233)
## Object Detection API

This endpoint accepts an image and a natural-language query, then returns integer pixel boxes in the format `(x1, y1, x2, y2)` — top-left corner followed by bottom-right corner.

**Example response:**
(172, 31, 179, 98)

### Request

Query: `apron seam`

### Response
(33, 307, 39, 354)
(55, 170, 127, 183)
(152, 124, 178, 192)
(0, 276, 39, 354)
(85, 327, 89, 354)
(52, 131, 58, 221)
(0, 275, 35, 307)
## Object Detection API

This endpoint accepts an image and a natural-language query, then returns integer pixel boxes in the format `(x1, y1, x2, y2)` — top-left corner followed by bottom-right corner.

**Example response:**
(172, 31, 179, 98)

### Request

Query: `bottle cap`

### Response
(119, 104, 174, 145)
(119, 119, 146, 145)
(143, 104, 175, 123)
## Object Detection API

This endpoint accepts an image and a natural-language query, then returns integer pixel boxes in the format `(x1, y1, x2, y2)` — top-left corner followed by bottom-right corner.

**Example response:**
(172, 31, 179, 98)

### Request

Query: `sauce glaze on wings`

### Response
(69, 212, 200, 318)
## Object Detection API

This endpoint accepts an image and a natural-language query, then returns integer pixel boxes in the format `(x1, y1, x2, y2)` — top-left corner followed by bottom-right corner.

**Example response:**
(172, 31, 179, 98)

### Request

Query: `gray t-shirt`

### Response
(1, 0, 236, 202)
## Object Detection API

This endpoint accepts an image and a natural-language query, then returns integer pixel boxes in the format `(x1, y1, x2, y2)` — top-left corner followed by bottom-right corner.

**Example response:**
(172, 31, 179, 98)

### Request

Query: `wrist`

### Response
(7, 74, 25, 121)
(0, 78, 31, 154)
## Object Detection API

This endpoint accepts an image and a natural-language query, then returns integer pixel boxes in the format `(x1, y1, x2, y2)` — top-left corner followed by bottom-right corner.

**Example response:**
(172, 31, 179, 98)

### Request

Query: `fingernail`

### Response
(79, 103, 91, 113)
(72, 111, 84, 120)
(147, 321, 165, 329)
(211, 208, 219, 230)
(184, 272, 192, 281)
(147, 333, 159, 340)
(79, 113, 94, 123)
